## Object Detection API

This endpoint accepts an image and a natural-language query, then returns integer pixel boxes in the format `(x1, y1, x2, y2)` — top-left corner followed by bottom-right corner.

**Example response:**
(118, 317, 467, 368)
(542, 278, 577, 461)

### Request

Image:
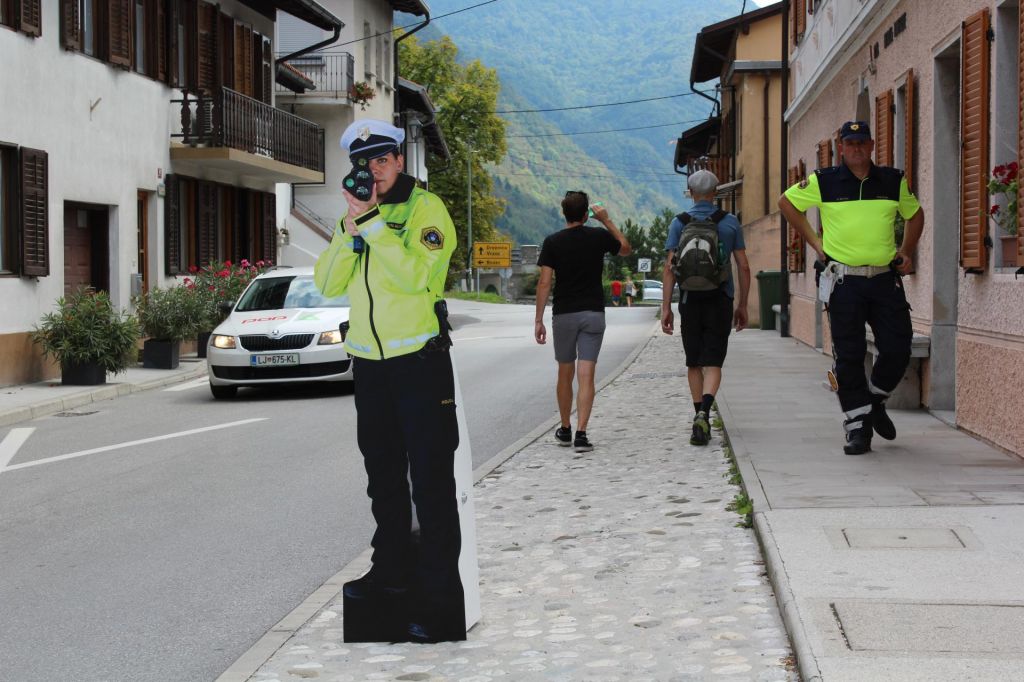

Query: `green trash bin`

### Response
(755, 270, 782, 331)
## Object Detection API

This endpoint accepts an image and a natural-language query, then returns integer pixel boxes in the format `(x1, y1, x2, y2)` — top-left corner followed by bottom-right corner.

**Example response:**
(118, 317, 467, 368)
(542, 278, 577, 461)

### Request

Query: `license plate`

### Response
(250, 353, 299, 367)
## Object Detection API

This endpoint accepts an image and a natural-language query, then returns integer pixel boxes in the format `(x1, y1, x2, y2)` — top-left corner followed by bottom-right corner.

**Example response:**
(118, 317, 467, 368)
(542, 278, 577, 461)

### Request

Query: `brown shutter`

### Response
(834, 128, 843, 164)
(261, 192, 276, 263)
(219, 12, 234, 91)
(787, 163, 806, 272)
(165, 174, 182, 274)
(904, 69, 915, 192)
(19, 147, 48, 277)
(874, 89, 894, 166)
(795, 0, 806, 42)
(196, 180, 218, 266)
(154, 0, 168, 82)
(61, 0, 81, 50)
(108, 0, 132, 67)
(251, 30, 262, 100)
(197, 1, 217, 93)
(960, 9, 990, 270)
(17, 0, 41, 37)
(817, 140, 830, 169)
(261, 36, 272, 104)
(234, 24, 253, 97)
(1017, 8, 1024, 266)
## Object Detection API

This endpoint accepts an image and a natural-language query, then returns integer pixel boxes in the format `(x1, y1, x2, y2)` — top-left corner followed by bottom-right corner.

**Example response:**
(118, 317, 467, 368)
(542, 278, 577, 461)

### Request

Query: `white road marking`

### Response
(1, 418, 266, 473)
(0, 428, 35, 471)
(164, 377, 209, 392)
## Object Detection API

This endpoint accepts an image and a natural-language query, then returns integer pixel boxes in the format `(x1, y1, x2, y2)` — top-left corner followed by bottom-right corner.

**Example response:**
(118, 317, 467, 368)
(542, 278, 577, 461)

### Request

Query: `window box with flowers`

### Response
(988, 161, 1019, 267)
(349, 81, 376, 110)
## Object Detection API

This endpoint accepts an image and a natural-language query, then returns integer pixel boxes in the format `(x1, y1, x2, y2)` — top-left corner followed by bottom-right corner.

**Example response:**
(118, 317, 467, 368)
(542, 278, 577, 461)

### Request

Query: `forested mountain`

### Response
(400, 0, 748, 246)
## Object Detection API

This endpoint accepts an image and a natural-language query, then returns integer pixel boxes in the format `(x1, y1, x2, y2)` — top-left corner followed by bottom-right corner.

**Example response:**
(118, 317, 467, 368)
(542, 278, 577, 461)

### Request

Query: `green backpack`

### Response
(671, 210, 728, 292)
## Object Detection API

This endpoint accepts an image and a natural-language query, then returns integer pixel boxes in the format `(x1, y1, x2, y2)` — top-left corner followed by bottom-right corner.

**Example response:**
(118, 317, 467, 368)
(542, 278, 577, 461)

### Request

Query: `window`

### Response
(363, 22, 372, 76)
(376, 31, 383, 81)
(960, 8, 990, 270)
(134, 0, 146, 73)
(1, 0, 40, 36)
(0, 146, 15, 273)
(0, 0, 14, 30)
(893, 70, 915, 190)
(993, 3, 1021, 267)
(383, 36, 391, 84)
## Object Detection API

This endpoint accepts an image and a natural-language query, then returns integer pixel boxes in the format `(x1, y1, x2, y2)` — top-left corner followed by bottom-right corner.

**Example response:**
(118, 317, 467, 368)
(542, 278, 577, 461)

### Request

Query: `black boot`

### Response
(871, 398, 896, 440)
(843, 414, 873, 455)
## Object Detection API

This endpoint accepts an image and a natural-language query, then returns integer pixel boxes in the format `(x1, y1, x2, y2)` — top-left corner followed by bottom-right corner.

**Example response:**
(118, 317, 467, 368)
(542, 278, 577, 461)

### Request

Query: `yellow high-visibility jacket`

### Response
(314, 174, 456, 360)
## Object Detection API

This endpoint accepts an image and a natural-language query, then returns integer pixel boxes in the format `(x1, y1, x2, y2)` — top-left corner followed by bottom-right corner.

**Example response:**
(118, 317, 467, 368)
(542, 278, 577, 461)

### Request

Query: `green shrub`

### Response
(31, 287, 140, 374)
(136, 286, 206, 342)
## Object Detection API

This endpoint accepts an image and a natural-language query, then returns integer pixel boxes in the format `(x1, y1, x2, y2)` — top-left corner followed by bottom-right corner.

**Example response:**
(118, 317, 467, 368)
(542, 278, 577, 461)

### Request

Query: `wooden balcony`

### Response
(685, 154, 732, 184)
(170, 87, 325, 184)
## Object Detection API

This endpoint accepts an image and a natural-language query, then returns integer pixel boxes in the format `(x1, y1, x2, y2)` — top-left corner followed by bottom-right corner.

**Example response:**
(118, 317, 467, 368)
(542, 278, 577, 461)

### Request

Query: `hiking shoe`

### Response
(843, 415, 873, 455)
(690, 411, 710, 446)
(555, 425, 572, 446)
(573, 431, 593, 452)
(871, 400, 896, 440)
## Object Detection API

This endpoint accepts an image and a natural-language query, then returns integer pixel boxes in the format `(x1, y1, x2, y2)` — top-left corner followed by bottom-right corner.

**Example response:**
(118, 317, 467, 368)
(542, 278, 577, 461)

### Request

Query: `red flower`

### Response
(189, 265, 198, 274)
(224, 260, 232, 267)
(990, 205, 1001, 215)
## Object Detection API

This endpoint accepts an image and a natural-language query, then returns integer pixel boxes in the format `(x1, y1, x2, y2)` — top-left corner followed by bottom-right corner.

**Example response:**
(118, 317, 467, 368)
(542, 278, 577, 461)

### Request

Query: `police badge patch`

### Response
(421, 227, 444, 250)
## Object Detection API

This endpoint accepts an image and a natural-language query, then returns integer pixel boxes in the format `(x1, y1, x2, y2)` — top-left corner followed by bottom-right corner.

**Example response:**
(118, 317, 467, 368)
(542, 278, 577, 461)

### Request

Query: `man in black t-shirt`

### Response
(534, 191, 631, 452)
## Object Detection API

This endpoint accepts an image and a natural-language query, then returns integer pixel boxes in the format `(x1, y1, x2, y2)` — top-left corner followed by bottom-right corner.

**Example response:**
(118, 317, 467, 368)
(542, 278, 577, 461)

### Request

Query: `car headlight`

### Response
(211, 334, 236, 349)
(318, 330, 343, 345)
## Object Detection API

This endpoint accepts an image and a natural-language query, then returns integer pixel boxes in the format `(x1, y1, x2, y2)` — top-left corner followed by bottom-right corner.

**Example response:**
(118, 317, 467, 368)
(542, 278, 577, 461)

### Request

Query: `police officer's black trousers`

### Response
(827, 270, 912, 415)
(352, 349, 465, 634)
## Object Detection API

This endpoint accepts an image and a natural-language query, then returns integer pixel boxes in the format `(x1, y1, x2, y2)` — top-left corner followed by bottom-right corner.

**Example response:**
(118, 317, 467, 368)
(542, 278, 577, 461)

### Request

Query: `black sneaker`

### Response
(690, 411, 710, 446)
(843, 414, 873, 455)
(555, 425, 572, 446)
(871, 399, 896, 440)
(573, 431, 593, 452)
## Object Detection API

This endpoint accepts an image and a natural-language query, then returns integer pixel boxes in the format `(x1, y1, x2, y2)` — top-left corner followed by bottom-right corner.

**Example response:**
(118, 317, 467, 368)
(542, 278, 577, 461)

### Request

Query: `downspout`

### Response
(763, 76, 770, 216)
(779, 0, 791, 337)
(275, 26, 341, 66)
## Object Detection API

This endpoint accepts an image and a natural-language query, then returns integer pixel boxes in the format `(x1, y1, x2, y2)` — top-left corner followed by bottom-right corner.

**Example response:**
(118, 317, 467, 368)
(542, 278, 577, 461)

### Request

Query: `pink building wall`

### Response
(786, 0, 1024, 456)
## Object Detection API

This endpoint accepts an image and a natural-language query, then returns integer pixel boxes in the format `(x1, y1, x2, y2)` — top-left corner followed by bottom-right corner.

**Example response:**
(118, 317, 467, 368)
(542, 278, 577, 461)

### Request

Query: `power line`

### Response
(506, 119, 704, 138)
(502, 153, 681, 174)
(492, 172, 684, 184)
(331, 0, 501, 48)
(495, 91, 715, 114)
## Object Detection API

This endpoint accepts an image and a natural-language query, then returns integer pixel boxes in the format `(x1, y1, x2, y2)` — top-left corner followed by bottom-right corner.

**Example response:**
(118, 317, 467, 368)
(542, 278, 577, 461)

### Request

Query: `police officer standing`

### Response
(315, 120, 464, 642)
(778, 121, 925, 455)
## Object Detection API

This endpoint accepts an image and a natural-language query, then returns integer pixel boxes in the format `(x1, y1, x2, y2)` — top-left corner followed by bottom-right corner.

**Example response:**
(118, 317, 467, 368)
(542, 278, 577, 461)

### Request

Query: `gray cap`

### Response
(687, 169, 719, 196)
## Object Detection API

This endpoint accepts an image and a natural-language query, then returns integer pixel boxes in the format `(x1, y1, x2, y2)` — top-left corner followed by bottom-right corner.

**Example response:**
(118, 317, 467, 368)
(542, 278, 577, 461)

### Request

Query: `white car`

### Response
(641, 278, 679, 302)
(206, 267, 353, 399)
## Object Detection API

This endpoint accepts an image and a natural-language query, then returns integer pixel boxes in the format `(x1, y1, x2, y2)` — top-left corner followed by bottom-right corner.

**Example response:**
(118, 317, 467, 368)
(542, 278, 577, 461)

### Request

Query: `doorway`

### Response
(137, 191, 149, 295)
(63, 203, 110, 296)
(930, 40, 961, 414)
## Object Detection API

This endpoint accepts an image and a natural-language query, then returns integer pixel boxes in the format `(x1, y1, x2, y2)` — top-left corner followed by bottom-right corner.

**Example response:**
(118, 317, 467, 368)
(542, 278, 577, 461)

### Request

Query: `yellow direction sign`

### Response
(473, 242, 512, 268)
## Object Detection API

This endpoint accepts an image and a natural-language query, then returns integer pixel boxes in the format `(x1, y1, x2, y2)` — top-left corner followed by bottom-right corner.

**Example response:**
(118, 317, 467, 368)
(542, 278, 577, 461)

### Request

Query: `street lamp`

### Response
(466, 147, 474, 293)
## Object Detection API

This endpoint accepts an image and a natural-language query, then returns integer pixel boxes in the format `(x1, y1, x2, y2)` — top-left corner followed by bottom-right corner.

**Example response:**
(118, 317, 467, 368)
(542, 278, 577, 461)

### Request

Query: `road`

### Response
(0, 300, 656, 682)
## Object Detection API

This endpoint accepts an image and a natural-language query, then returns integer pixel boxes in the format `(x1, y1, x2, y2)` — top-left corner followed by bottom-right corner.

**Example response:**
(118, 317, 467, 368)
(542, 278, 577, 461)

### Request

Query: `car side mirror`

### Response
(218, 300, 235, 315)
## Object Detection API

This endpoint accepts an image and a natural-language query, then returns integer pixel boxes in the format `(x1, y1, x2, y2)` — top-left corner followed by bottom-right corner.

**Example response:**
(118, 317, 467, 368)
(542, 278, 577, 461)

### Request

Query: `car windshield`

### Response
(643, 280, 662, 288)
(235, 275, 349, 312)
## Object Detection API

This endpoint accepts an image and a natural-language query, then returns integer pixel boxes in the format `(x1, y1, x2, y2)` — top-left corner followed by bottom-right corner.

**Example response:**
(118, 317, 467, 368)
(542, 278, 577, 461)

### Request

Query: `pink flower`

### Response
(990, 205, 1001, 215)
(224, 260, 232, 267)
(240, 259, 250, 268)
(189, 265, 198, 274)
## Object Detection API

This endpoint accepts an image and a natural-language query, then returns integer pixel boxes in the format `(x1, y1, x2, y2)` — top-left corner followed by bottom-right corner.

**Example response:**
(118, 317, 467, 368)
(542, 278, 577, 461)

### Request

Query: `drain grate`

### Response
(54, 410, 98, 417)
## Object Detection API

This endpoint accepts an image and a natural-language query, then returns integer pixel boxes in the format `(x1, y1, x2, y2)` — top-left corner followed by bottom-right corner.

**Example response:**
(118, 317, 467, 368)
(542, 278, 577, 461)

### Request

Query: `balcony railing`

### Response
(686, 154, 732, 184)
(275, 51, 355, 99)
(172, 87, 325, 173)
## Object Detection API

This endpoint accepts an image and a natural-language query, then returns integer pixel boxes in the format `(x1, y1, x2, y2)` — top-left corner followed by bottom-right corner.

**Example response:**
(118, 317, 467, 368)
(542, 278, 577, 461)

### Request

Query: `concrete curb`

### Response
(717, 392, 823, 682)
(0, 362, 209, 428)
(214, 321, 660, 682)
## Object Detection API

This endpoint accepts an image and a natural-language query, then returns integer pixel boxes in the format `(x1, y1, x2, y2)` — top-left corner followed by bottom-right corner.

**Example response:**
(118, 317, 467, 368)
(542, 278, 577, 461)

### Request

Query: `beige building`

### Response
(676, 3, 784, 328)
(783, 0, 1024, 456)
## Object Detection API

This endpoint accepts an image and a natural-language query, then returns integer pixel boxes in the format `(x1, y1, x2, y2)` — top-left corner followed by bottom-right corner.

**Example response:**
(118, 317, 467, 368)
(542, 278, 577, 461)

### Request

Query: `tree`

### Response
(604, 208, 677, 278)
(399, 35, 508, 287)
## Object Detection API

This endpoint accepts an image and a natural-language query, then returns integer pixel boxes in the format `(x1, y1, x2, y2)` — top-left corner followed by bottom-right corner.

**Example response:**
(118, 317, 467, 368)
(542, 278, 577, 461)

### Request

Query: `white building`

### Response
(273, 0, 450, 267)
(0, 0, 342, 385)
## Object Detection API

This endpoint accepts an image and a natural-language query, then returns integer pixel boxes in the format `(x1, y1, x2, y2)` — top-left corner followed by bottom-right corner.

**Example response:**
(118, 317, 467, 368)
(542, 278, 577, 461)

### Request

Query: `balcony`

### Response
(170, 86, 325, 184)
(275, 51, 355, 103)
(685, 154, 732, 184)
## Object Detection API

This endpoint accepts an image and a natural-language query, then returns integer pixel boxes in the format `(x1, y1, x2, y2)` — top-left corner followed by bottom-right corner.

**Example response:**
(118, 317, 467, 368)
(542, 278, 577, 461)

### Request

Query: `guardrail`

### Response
(275, 51, 355, 99)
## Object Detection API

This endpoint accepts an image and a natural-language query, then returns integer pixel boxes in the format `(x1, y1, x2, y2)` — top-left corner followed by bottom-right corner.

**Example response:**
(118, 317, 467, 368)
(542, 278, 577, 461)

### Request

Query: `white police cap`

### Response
(340, 119, 406, 160)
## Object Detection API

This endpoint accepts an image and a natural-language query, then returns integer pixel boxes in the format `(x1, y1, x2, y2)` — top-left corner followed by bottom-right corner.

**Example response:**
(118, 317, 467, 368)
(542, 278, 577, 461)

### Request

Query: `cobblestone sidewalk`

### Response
(251, 333, 797, 681)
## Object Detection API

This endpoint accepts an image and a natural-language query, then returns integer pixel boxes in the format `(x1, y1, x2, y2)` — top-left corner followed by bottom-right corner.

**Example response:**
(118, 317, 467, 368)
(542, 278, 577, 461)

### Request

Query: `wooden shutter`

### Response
(20, 148, 48, 277)
(61, 0, 82, 50)
(834, 128, 843, 164)
(261, 36, 272, 104)
(219, 12, 234, 91)
(154, 0, 168, 82)
(960, 9, 990, 270)
(251, 30, 262, 100)
(165, 174, 182, 274)
(875, 89, 894, 166)
(17, 0, 41, 37)
(795, 0, 806, 42)
(108, 0, 132, 67)
(196, 181, 218, 266)
(234, 23, 253, 97)
(787, 163, 806, 272)
(197, 1, 217, 93)
(261, 192, 276, 263)
(817, 139, 832, 169)
(904, 69, 915, 192)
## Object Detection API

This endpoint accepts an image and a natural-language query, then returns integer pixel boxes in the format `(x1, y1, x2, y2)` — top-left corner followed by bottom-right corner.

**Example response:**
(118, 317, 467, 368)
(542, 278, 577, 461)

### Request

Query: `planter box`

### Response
(143, 339, 180, 369)
(61, 361, 106, 385)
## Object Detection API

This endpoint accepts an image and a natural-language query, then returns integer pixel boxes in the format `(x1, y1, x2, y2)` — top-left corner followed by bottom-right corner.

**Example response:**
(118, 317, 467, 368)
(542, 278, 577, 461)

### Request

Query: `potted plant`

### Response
(136, 285, 205, 369)
(185, 259, 271, 357)
(31, 287, 140, 385)
(349, 81, 376, 110)
(987, 161, 1019, 267)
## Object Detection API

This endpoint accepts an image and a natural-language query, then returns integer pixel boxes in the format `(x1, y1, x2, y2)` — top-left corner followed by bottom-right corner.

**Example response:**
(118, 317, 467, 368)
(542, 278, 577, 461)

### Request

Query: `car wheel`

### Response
(210, 383, 238, 400)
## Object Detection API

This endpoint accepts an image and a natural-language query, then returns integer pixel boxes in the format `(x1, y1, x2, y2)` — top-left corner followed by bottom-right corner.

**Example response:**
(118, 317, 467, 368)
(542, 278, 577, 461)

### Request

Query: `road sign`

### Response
(637, 258, 652, 273)
(473, 242, 512, 268)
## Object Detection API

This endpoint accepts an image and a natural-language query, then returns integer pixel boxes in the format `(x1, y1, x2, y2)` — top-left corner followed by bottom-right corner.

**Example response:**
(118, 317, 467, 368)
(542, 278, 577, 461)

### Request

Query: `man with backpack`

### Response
(661, 169, 750, 446)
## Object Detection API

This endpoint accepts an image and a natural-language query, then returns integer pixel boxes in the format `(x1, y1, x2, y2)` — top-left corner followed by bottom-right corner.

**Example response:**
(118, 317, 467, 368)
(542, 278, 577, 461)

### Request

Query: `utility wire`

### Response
(331, 0, 501, 48)
(492, 172, 684, 184)
(502, 153, 681, 174)
(506, 119, 704, 138)
(495, 91, 715, 114)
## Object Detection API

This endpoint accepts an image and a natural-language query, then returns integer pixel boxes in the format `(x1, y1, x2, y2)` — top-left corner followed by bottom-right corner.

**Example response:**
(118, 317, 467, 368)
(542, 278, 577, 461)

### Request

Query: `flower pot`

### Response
(143, 339, 180, 369)
(1000, 234, 1019, 268)
(196, 331, 212, 359)
(61, 360, 106, 385)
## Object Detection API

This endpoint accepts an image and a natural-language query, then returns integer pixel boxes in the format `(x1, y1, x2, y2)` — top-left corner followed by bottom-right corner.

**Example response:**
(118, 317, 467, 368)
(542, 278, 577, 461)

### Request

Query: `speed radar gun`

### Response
(341, 339, 481, 643)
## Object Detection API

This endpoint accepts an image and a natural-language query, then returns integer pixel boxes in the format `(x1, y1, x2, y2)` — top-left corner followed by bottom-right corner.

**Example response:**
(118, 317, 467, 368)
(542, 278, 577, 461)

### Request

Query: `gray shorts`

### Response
(552, 311, 606, 363)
